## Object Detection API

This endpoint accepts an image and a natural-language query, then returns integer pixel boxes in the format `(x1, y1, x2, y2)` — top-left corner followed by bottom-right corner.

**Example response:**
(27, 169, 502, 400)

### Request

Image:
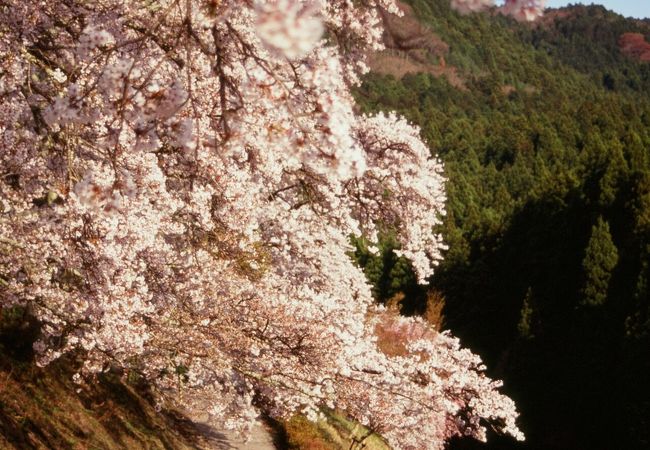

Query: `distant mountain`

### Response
(531, 4, 650, 91)
(370, 1, 650, 94)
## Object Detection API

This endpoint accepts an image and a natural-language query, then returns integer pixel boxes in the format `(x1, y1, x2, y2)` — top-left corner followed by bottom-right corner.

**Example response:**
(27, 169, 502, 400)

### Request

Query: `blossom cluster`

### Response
(0, 1, 526, 448)
(451, 0, 546, 21)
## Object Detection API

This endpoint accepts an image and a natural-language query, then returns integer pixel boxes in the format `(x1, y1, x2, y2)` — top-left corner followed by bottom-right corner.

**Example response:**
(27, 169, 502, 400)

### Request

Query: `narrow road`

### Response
(191, 421, 276, 450)
(174, 408, 277, 450)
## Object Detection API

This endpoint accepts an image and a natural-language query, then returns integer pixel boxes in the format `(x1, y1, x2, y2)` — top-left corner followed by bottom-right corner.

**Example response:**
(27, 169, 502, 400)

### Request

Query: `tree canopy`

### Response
(0, 0, 544, 448)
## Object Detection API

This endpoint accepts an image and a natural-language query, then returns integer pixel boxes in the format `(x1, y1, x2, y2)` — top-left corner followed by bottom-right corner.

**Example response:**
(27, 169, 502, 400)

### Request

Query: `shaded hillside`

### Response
(0, 307, 227, 450)
(355, 2, 650, 449)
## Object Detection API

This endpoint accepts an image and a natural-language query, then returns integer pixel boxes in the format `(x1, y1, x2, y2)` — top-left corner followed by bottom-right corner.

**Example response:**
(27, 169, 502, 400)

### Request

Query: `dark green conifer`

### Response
(581, 217, 619, 306)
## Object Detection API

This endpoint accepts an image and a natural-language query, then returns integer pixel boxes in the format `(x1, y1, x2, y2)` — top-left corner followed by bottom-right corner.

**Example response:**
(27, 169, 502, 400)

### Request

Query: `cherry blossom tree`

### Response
(451, 0, 545, 21)
(0, 0, 527, 448)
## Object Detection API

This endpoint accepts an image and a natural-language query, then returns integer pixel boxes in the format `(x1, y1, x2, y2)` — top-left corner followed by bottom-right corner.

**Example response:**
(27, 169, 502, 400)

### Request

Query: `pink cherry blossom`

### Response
(0, 1, 528, 448)
(451, 0, 494, 14)
(451, 0, 545, 21)
(502, 0, 546, 22)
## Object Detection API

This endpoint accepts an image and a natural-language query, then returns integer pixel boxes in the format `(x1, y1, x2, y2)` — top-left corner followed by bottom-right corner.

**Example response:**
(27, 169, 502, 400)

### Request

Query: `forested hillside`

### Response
(354, 2, 650, 449)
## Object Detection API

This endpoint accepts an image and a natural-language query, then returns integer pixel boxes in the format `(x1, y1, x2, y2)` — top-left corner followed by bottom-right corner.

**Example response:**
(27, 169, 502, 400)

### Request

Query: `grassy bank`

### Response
(0, 306, 210, 450)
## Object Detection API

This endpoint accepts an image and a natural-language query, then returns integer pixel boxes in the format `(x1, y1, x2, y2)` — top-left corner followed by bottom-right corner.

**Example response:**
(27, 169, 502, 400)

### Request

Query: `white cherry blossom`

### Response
(0, 1, 530, 448)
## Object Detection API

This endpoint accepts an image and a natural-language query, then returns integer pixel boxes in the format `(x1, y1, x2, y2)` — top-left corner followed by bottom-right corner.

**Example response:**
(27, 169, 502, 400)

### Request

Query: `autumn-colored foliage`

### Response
(619, 32, 650, 62)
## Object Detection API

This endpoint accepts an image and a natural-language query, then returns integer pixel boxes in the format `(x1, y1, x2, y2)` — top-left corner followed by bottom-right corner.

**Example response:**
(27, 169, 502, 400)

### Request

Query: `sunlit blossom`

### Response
(0, 1, 527, 448)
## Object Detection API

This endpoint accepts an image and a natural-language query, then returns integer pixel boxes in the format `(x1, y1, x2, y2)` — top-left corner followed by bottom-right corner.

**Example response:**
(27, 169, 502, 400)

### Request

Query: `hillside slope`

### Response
(355, 2, 650, 449)
(0, 307, 237, 450)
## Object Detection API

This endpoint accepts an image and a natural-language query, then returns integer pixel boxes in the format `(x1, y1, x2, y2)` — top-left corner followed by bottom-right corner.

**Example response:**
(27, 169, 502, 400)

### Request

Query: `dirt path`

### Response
(191, 421, 276, 450)
(172, 409, 277, 450)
